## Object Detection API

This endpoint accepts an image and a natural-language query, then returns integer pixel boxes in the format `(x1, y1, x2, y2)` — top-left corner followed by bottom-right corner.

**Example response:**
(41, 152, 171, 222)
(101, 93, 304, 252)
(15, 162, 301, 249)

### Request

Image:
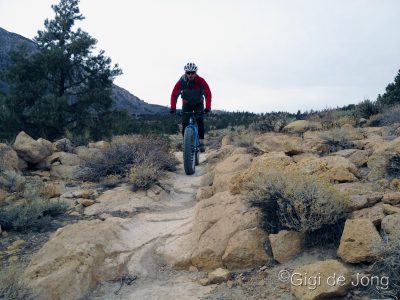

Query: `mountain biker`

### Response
(170, 62, 212, 152)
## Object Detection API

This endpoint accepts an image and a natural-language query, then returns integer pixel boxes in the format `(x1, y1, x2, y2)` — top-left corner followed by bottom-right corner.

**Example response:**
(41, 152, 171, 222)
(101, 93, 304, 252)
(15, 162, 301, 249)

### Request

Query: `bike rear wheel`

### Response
(183, 127, 195, 175)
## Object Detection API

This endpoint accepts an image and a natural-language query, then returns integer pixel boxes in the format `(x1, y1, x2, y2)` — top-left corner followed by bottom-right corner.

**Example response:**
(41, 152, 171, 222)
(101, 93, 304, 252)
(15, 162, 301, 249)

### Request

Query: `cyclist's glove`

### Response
(204, 108, 210, 114)
(170, 109, 176, 114)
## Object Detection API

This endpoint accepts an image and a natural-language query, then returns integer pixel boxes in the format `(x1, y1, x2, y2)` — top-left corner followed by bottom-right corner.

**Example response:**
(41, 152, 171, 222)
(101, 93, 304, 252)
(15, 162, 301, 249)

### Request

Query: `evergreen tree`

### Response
(2, 0, 121, 141)
(377, 69, 400, 107)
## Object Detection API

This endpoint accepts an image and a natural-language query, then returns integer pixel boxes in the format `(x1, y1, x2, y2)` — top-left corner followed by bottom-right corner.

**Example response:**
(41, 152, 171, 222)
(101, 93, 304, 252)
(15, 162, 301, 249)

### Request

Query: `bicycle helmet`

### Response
(184, 62, 198, 72)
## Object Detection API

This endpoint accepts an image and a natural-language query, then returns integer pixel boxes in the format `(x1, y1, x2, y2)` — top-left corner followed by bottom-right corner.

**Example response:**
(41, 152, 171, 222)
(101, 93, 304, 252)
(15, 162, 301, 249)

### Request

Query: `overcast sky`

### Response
(1, 0, 400, 113)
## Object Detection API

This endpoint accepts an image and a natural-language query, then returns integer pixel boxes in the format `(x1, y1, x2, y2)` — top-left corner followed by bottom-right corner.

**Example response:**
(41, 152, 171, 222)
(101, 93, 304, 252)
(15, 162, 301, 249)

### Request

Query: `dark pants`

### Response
(182, 102, 204, 139)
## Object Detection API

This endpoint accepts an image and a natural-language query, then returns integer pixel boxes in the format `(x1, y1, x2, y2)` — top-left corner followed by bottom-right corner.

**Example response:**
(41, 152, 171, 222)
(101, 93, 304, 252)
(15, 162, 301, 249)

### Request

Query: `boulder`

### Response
(253, 133, 303, 155)
(345, 193, 383, 212)
(23, 218, 135, 300)
(50, 165, 80, 180)
(0, 143, 20, 172)
(337, 219, 382, 263)
(351, 206, 385, 226)
(331, 149, 369, 168)
(12, 132, 52, 164)
(221, 228, 271, 269)
(382, 192, 400, 205)
(381, 214, 400, 240)
(381, 203, 400, 215)
(294, 156, 358, 183)
(269, 230, 305, 263)
(291, 260, 351, 300)
(190, 192, 261, 269)
(54, 138, 73, 153)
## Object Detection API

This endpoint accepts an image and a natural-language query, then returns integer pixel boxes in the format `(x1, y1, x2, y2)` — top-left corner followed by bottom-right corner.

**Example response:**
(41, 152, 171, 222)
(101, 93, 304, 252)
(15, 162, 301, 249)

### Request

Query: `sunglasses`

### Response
(186, 71, 196, 75)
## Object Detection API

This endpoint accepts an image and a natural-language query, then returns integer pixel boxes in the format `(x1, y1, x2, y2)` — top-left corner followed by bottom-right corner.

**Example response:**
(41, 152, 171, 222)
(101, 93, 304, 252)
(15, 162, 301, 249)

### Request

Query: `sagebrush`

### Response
(249, 169, 346, 244)
(77, 135, 178, 189)
(0, 199, 68, 232)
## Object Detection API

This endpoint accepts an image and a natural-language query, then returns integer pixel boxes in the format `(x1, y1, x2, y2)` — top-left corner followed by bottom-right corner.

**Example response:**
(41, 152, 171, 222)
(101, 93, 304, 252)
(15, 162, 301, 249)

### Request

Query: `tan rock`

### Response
(381, 203, 400, 215)
(23, 218, 135, 300)
(207, 268, 231, 284)
(331, 149, 369, 167)
(37, 138, 56, 154)
(54, 138, 73, 153)
(294, 156, 359, 183)
(222, 228, 271, 269)
(0, 143, 20, 171)
(254, 133, 303, 155)
(382, 192, 400, 205)
(269, 230, 305, 263)
(291, 260, 351, 300)
(214, 153, 252, 174)
(88, 141, 110, 150)
(337, 219, 382, 263)
(18, 157, 28, 171)
(381, 214, 400, 240)
(79, 199, 95, 207)
(72, 189, 95, 199)
(50, 165, 79, 180)
(351, 206, 385, 226)
(59, 152, 81, 166)
(196, 186, 213, 201)
(191, 192, 260, 269)
(7, 239, 25, 252)
(12, 132, 52, 164)
(74, 146, 103, 161)
(367, 153, 391, 181)
(346, 195, 368, 211)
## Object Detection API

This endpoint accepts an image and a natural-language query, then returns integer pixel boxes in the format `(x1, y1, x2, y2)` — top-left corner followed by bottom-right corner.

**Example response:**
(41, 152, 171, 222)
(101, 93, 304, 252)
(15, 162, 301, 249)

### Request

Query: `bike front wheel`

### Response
(183, 127, 196, 175)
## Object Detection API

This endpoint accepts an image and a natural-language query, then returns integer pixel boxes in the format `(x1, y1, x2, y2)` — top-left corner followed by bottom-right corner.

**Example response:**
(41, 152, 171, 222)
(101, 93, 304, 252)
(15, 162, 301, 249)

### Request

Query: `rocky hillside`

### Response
(0, 27, 168, 115)
(2, 119, 400, 299)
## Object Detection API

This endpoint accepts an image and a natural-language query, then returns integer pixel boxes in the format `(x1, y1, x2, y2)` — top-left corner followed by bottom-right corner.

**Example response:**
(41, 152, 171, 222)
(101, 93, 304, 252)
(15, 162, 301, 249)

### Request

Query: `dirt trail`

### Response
(87, 152, 214, 300)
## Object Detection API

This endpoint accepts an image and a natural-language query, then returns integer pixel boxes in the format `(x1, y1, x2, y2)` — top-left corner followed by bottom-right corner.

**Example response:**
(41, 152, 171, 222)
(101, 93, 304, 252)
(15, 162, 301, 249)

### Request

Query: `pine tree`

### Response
(2, 0, 122, 141)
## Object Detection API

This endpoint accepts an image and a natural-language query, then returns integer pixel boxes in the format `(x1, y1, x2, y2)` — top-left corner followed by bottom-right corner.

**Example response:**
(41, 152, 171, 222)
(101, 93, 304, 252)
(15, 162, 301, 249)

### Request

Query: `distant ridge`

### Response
(0, 27, 168, 115)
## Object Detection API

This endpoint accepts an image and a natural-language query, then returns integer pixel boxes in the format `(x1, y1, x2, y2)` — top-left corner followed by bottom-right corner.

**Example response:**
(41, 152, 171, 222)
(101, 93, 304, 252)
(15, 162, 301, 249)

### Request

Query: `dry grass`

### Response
(0, 265, 35, 299)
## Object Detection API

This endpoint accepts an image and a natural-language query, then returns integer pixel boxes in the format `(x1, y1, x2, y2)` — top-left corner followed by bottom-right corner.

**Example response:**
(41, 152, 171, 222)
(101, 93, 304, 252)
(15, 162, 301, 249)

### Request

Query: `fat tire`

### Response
(183, 127, 195, 175)
(195, 134, 200, 166)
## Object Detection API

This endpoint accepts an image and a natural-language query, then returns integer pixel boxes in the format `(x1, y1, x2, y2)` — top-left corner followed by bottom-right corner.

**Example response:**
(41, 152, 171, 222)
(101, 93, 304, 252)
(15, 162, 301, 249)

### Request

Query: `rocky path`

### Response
(87, 152, 214, 300)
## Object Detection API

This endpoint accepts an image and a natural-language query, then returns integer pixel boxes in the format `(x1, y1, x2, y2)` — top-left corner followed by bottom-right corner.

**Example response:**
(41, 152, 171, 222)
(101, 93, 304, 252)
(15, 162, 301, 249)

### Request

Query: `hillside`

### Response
(0, 27, 168, 115)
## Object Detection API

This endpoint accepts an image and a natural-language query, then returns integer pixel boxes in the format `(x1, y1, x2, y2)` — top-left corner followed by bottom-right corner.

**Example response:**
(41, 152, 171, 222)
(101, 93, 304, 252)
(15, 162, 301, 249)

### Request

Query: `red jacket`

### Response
(170, 74, 212, 110)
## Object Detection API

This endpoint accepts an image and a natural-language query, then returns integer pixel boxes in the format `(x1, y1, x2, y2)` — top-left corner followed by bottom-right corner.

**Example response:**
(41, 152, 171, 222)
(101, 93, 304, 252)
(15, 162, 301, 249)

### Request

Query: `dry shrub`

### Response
(387, 154, 400, 179)
(38, 182, 63, 199)
(0, 170, 26, 193)
(77, 135, 178, 186)
(248, 168, 346, 245)
(100, 175, 122, 189)
(0, 265, 35, 299)
(307, 109, 357, 130)
(318, 127, 355, 153)
(129, 162, 159, 190)
(365, 240, 400, 299)
(0, 187, 68, 233)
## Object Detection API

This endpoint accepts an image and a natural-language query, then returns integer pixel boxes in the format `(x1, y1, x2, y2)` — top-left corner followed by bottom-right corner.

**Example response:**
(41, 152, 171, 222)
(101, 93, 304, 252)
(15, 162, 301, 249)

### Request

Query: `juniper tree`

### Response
(2, 0, 122, 141)
(377, 69, 400, 107)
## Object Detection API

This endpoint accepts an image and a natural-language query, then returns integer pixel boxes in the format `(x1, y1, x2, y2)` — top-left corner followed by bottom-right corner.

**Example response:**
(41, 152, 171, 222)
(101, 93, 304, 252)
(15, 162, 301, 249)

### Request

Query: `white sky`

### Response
(1, 0, 400, 113)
